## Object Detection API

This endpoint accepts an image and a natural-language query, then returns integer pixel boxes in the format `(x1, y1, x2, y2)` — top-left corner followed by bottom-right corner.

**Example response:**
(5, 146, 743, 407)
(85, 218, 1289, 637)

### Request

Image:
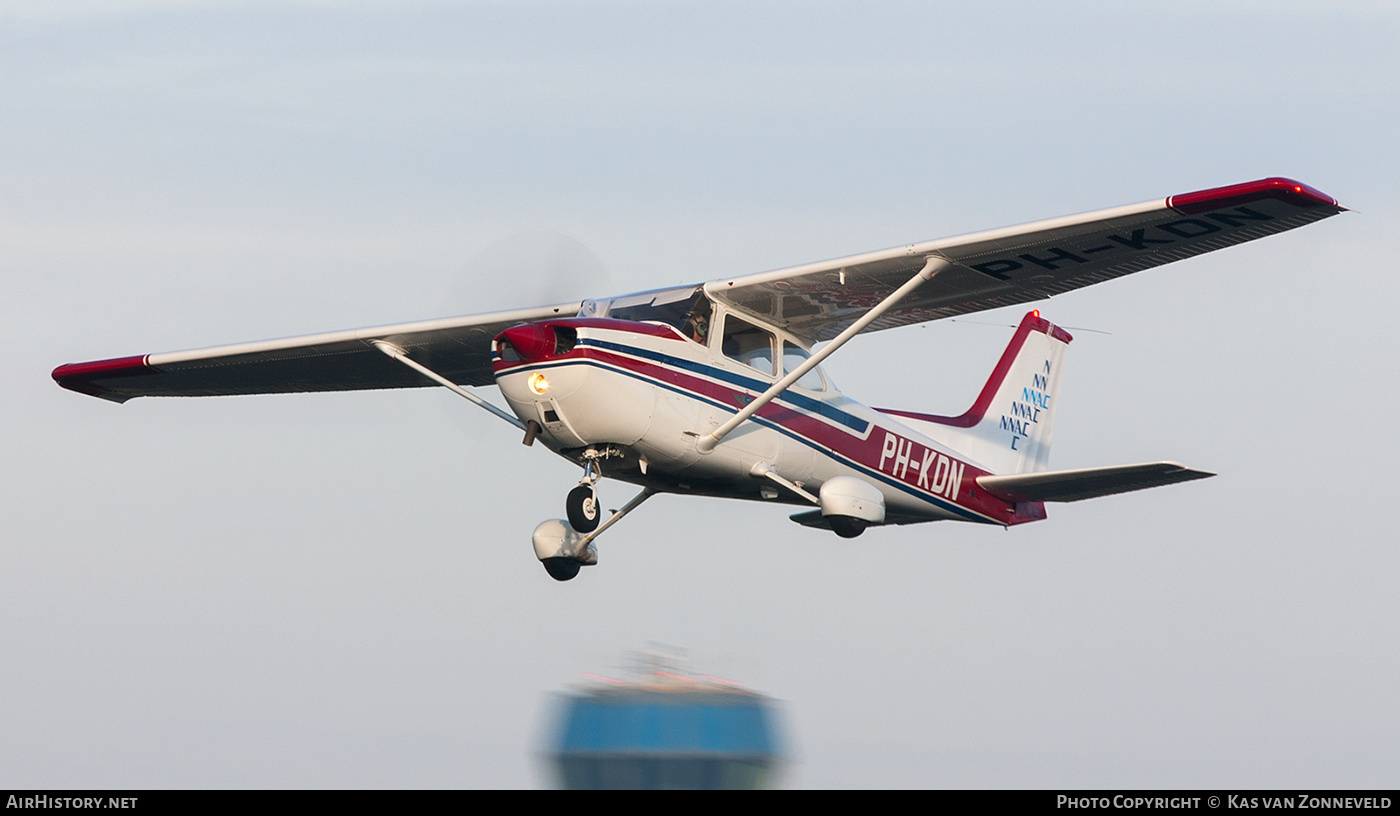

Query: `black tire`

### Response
(566, 484, 601, 533)
(541, 557, 581, 582)
(828, 516, 867, 539)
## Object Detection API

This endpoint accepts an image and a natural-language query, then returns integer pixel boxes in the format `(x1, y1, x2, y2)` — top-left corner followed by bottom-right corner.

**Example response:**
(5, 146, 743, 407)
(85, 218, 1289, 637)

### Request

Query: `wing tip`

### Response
(1168, 177, 1343, 214)
(52, 355, 152, 403)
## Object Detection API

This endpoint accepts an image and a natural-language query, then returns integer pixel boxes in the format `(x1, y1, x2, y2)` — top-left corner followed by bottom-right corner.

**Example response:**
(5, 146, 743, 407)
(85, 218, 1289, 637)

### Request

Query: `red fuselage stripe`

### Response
(499, 343, 1029, 524)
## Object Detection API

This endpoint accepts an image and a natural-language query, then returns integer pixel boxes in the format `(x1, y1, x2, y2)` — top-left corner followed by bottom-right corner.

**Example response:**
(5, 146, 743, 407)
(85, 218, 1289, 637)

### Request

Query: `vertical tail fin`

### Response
(881, 311, 1072, 475)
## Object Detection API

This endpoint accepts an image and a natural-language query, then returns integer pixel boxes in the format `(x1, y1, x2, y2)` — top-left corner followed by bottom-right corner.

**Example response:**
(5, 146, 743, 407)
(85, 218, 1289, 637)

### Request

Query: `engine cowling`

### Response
(493, 319, 657, 450)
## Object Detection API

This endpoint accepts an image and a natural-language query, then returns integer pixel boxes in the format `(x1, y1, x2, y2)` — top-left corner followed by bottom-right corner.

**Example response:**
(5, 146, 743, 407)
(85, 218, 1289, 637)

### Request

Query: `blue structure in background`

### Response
(548, 650, 784, 789)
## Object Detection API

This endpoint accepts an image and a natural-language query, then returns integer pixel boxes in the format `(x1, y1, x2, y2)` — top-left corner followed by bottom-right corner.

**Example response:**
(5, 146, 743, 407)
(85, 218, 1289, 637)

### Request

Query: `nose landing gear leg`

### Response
(566, 482, 600, 533)
(566, 449, 615, 533)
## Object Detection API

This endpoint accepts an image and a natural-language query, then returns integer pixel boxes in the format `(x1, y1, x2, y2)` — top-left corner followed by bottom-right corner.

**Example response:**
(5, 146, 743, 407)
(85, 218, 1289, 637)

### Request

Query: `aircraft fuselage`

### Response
(493, 316, 1045, 528)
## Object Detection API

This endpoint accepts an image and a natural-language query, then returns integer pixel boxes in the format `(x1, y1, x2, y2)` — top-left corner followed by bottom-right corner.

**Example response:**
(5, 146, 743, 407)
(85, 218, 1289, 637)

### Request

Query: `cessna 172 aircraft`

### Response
(54, 178, 1342, 580)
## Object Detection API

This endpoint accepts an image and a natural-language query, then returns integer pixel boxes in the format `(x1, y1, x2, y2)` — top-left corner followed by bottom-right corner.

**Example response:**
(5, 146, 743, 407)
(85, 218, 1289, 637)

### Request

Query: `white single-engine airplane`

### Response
(55, 178, 1342, 580)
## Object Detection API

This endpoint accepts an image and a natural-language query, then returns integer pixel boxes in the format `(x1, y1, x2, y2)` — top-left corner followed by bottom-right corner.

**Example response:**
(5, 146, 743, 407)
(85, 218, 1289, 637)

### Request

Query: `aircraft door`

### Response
(719, 313, 776, 377)
(708, 311, 780, 463)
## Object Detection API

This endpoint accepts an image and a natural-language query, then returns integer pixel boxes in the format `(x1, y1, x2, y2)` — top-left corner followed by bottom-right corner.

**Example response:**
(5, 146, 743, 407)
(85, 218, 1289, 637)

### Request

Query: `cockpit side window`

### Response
(720, 314, 775, 377)
(680, 297, 712, 345)
(782, 342, 826, 391)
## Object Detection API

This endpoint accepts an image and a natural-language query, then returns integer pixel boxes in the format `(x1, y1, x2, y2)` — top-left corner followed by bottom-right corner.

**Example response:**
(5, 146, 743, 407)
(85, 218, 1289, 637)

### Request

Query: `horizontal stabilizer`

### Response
(976, 462, 1213, 503)
(788, 510, 933, 529)
(789, 510, 831, 530)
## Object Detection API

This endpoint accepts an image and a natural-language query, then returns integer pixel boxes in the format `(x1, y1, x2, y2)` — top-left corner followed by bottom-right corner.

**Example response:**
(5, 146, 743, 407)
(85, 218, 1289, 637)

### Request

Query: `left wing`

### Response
(52, 302, 581, 402)
(705, 177, 1343, 343)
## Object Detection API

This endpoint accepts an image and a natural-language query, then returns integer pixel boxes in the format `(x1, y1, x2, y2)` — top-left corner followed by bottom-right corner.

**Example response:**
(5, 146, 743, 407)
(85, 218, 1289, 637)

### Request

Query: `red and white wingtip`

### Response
(1168, 177, 1343, 214)
(51, 355, 155, 403)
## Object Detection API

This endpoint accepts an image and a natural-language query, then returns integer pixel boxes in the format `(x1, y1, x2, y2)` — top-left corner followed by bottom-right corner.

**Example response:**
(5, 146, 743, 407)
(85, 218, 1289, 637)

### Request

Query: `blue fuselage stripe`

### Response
(499, 347, 995, 525)
(579, 338, 870, 434)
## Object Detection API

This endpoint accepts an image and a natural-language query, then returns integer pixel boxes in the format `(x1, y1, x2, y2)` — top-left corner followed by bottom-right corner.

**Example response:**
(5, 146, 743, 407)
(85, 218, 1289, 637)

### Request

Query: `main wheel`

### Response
(828, 516, 867, 539)
(566, 484, 601, 533)
(541, 557, 581, 582)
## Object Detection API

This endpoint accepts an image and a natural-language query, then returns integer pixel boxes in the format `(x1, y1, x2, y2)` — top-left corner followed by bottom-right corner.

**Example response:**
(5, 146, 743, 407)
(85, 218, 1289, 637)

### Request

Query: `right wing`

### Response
(52, 302, 582, 403)
(706, 178, 1343, 344)
(976, 462, 1214, 503)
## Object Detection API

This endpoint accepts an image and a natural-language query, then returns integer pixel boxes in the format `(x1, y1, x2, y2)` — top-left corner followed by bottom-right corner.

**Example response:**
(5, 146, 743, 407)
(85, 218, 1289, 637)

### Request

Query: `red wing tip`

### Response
(52, 355, 153, 402)
(1168, 177, 1341, 213)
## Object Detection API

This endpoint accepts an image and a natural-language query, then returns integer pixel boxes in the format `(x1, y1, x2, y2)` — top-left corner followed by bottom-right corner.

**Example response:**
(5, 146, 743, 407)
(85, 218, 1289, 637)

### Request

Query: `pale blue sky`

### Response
(3, 1, 1397, 787)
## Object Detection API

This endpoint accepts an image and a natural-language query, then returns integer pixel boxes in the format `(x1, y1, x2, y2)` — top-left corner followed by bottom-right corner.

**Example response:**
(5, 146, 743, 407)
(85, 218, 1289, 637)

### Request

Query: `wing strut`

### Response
(697, 256, 950, 453)
(751, 461, 819, 504)
(370, 340, 526, 431)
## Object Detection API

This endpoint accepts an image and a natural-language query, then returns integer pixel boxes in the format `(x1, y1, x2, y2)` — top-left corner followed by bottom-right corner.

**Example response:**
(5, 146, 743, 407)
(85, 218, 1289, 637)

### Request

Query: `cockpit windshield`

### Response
(579, 285, 711, 343)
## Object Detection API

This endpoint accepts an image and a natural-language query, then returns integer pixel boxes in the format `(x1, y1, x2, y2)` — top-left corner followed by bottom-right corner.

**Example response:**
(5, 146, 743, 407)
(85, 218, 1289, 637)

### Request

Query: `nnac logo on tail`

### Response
(1001, 359, 1054, 452)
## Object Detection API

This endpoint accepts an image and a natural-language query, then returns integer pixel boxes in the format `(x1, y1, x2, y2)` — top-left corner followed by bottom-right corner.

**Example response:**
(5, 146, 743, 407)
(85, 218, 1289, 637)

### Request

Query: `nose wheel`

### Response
(565, 451, 611, 533)
(533, 486, 657, 581)
(566, 484, 601, 533)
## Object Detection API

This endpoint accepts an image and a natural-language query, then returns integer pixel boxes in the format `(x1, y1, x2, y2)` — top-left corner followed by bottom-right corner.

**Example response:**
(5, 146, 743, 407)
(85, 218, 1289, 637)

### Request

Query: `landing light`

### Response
(529, 372, 550, 394)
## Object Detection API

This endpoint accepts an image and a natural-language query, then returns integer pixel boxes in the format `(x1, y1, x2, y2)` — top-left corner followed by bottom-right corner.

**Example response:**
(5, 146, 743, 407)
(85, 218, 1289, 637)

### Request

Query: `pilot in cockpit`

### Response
(681, 298, 712, 345)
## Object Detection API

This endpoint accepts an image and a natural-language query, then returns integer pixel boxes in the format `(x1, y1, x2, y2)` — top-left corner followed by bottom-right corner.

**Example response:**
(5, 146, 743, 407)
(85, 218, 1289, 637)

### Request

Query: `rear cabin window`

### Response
(783, 342, 826, 391)
(721, 314, 775, 377)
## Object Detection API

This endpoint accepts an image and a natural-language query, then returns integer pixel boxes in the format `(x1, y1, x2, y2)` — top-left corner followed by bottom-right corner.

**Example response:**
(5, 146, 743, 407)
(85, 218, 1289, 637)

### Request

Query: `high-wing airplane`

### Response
(54, 178, 1343, 580)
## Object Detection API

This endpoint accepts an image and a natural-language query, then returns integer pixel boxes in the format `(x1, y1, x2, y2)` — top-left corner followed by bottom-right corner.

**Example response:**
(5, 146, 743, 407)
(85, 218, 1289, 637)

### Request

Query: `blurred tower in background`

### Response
(546, 647, 785, 790)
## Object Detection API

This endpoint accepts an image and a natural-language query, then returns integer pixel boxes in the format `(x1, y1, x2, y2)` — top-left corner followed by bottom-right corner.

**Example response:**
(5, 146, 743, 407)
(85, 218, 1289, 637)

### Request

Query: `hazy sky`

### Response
(3, 1, 1397, 788)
